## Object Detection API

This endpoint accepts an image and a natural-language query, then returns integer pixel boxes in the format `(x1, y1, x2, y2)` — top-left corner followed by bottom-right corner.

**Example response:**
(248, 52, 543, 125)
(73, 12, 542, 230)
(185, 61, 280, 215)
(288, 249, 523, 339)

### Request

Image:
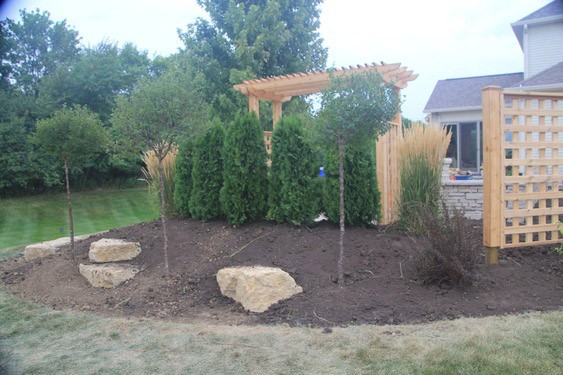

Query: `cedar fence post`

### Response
(482, 86, 502, 265)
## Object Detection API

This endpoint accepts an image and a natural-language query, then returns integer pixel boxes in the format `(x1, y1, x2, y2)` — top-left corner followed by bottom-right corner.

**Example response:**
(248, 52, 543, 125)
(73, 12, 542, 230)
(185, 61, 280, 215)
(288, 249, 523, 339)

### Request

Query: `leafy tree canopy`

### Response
(32, 105, 107, 167)
(317, 70, 401, 146)
(2, 9, 81, 96)
(37, 41, 150, 122)
(111, 70, 210, 159)
(178, 0, 327, 120)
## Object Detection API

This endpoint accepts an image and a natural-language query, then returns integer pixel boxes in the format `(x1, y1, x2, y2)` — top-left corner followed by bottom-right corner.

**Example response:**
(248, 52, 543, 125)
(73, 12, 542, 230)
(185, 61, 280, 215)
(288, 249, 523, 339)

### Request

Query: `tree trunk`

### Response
(338, 135, 345, 285)
(157, 158, 169, 272)
(64, 159, 75, 256)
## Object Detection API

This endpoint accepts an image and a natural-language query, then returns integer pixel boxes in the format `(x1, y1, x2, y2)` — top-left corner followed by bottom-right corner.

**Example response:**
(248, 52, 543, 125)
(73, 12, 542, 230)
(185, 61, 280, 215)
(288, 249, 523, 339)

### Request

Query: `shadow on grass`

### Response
(0, 346, 14, 374)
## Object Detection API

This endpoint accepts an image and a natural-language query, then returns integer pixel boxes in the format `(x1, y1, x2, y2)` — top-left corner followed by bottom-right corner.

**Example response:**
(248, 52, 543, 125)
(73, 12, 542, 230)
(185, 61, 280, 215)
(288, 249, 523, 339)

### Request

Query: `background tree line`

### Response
(0, 1, 327, 197)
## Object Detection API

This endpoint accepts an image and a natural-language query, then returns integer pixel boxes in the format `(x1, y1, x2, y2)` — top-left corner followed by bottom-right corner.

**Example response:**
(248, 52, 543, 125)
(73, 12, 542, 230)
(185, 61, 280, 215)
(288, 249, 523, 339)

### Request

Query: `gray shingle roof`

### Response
(517, 0, 563, 22)
(424, 73, 524, 112)
(512, 1, 563, 48)
(510, 61, 563, 88)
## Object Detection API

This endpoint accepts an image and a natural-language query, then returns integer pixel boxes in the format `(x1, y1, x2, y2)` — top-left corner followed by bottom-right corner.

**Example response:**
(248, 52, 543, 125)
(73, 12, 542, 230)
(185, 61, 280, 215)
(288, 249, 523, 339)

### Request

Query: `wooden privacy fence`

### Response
(482, 86, 563, 264)
(376, 119, 402, 225)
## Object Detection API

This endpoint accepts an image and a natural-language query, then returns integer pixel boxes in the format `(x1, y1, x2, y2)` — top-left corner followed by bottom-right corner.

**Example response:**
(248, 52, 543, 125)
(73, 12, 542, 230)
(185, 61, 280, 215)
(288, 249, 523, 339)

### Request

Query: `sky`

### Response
(0, 0, 552, 120)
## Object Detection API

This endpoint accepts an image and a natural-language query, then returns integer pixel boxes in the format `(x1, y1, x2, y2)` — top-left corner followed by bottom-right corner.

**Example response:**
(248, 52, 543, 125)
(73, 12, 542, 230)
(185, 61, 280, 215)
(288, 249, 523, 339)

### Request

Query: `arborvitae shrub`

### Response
(220, 112, 268, 225)
(190, 120, 225, 221)
(268, 116, 320, 226)
(323, 143, 380, 225)
(173, 140, 194, 218)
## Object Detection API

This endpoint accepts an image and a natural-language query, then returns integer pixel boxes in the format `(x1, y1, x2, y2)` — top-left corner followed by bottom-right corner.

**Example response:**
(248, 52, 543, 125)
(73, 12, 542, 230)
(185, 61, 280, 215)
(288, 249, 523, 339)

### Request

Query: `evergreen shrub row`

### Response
(174, 113, 382, 227)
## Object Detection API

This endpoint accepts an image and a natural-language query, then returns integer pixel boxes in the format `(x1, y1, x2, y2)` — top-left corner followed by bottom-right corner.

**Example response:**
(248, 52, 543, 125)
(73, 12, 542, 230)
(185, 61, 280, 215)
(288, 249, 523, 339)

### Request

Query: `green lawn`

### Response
(0, 188, 158, 250)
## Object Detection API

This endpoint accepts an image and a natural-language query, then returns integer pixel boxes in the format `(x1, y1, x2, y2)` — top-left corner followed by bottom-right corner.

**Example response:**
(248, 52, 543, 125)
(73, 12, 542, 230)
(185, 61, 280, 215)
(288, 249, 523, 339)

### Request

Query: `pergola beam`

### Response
(233, 62, 418, 124)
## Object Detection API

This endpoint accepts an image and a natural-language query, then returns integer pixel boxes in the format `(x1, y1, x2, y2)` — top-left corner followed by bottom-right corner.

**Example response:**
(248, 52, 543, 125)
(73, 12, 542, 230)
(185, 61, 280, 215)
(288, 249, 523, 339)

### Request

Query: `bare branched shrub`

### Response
(415, 202, 478, 287)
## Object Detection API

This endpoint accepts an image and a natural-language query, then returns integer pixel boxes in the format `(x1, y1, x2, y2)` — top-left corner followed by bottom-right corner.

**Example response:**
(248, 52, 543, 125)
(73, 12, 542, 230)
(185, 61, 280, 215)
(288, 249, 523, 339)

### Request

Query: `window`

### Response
(442, 122, 482, 172)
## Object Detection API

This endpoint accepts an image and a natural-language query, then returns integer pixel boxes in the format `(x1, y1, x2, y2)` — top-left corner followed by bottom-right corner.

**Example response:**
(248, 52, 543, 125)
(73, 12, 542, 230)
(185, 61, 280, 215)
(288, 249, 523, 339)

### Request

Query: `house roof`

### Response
(509, 61, 563, 89)
(424, 73, 524, 113)
(516, 0, 563, 23)
(512, 0, 563, 49)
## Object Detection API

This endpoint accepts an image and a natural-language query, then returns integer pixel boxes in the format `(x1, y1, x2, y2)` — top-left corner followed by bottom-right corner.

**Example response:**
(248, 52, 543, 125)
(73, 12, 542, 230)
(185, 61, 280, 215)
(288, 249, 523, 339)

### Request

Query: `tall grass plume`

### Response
(142, 146, 178, 217)
(397, 122, 451, 231)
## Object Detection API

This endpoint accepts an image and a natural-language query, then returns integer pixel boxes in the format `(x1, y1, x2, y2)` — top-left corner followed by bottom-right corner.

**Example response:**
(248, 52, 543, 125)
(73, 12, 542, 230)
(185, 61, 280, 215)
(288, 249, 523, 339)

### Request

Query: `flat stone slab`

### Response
(43, 234, 95, 249)
(89, 239, 141, 263)
(23, 244, 56, 261)
(23, 233, 106, 261)
(217, 266, 303, 313)
(79, 263, 139, 288)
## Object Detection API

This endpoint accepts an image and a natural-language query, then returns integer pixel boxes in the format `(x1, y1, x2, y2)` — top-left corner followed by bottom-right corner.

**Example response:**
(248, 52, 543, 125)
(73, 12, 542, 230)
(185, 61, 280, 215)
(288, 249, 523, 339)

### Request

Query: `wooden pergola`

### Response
(234, 62, 417, 128)
(233, 62, 418, 224)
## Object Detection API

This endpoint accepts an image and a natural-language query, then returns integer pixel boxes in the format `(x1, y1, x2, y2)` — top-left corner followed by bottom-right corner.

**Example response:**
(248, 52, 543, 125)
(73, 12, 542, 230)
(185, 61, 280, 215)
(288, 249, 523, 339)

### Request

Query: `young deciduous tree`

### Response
(317, 70, 400, 284)
(32, 105, 107, 252)
(112, 71, 209, 271)
(220, 112, 268, 226)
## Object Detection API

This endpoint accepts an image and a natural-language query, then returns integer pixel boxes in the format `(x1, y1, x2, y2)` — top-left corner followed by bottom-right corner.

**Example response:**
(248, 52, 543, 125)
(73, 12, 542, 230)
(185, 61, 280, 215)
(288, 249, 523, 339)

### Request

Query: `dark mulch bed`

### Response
(1, 218, 561, 327)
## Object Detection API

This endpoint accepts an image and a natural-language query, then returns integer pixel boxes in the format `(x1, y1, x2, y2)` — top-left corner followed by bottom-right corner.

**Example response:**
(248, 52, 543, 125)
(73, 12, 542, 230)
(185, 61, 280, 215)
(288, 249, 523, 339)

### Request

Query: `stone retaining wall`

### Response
(440, 158, 483, 220)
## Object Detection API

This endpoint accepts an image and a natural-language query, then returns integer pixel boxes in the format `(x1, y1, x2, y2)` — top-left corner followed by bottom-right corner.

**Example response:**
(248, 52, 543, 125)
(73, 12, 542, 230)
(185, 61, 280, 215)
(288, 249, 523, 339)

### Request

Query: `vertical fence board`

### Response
(482, 86, 503, 250)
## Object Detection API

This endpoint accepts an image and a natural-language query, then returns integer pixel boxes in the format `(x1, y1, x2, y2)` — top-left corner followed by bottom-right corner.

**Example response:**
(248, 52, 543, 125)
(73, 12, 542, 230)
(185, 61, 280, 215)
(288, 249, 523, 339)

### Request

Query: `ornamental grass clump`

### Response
(142, 146, 177, 217)
(398, 122, 451, 231)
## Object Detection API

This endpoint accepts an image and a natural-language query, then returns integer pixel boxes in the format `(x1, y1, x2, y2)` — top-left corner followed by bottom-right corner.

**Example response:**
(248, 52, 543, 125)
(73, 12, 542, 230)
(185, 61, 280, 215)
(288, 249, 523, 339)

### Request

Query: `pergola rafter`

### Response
(233, 61, 418, 224)
(234, 62, 418, 126)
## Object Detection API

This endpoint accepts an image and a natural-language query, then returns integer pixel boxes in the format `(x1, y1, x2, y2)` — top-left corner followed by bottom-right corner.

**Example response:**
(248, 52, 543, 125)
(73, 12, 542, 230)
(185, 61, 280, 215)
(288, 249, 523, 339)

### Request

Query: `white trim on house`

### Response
(513, 83, 563, 91)
(422, 105, 481, 114)
(511, 14, 563, 27)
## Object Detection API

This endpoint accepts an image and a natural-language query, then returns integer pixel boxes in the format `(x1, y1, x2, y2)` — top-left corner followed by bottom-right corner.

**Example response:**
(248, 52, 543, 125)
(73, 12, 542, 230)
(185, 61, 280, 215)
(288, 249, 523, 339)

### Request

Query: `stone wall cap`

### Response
(443, 180, 484, 186)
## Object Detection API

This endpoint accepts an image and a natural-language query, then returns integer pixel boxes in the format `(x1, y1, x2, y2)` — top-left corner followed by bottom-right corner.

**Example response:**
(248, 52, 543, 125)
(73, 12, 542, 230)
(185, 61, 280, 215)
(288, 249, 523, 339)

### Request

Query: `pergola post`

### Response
(249, 94, 259, 117)
(272, 101, 282, 128)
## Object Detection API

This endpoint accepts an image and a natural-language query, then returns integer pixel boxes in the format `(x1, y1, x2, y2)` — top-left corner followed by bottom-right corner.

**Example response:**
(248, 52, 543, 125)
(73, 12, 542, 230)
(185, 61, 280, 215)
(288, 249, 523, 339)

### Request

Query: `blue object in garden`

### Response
(319, 167, 325, 178)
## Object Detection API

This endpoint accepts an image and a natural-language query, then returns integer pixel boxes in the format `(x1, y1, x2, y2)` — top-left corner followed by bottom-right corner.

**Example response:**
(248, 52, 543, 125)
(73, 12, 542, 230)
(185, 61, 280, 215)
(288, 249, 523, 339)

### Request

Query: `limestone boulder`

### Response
(44, 234, 94, 249)
(216, 266, 303, 313)
(23, 243, 56, 261)
(79, 263, 139, 288)
(89, 239, 141, 263)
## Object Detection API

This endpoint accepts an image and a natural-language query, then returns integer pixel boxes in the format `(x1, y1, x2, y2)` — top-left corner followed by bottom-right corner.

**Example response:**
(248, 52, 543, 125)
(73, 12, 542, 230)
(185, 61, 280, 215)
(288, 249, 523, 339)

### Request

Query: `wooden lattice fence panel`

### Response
(483, 87, 563, 252)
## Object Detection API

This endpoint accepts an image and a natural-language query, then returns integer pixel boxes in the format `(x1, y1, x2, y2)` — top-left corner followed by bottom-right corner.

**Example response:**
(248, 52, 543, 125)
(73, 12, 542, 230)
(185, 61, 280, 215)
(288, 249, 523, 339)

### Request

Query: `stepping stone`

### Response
(217, 266, 303, 313)
(89, 239, 141, 263)
(79, 263, 139, 288)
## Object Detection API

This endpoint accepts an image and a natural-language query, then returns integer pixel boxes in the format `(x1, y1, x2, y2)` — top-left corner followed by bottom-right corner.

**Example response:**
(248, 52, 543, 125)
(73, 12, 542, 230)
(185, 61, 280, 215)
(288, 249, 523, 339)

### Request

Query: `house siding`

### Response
(526, 21, 563, 78)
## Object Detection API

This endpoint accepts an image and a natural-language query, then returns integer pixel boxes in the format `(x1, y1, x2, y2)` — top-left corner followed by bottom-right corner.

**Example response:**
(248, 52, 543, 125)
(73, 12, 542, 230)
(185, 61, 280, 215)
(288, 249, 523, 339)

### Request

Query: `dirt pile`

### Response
(1, 218, 561, 326)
